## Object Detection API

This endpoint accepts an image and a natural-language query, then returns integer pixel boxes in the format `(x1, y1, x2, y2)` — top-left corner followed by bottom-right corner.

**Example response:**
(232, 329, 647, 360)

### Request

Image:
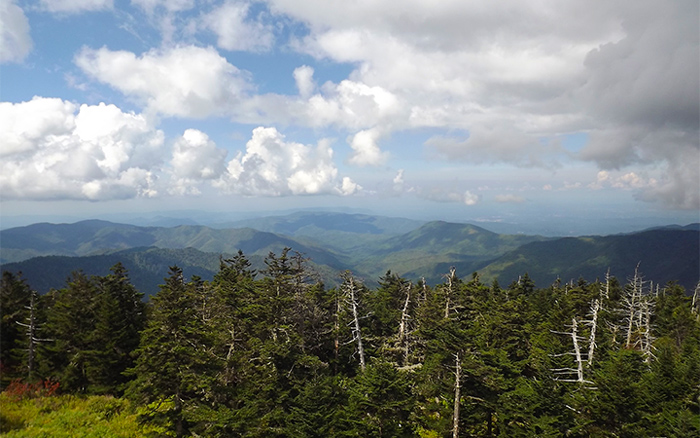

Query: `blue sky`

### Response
(1, 0, 698, 232)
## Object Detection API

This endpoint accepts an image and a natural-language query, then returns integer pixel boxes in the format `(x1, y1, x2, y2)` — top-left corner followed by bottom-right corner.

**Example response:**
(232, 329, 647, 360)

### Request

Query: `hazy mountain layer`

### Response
(2, 213, 698, 294)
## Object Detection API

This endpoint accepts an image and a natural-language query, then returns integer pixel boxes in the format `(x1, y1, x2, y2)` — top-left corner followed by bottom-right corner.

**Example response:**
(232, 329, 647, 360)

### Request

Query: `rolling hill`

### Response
(1, 213, 698, 295)
(477, 227, 700, 290)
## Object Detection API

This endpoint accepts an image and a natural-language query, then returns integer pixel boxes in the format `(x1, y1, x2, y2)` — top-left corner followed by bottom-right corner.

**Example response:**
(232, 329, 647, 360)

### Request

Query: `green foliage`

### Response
(0, 271, 33, 385)
(3, 249, 700, 437)
(0, 393, 159, 437)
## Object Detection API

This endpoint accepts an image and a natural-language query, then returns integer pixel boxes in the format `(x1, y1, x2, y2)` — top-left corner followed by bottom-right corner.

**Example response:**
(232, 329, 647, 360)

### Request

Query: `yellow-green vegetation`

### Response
(0, 394, 159, 437)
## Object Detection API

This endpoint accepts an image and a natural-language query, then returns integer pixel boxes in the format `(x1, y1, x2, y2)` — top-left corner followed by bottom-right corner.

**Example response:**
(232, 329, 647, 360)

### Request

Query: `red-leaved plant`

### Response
(3, 379, 60, 401)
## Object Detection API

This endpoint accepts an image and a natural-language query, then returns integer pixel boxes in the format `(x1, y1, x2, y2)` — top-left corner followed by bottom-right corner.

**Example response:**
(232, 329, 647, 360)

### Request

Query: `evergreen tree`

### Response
(88, 263, 145, 395)
(40, 271, 99, 392)
(127, 267, 218, 437)
(0, 271, 33, 385)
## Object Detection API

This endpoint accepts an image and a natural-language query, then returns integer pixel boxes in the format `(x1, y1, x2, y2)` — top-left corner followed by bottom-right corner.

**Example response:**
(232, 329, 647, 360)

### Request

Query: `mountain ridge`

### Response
(2, 213, 698, 294)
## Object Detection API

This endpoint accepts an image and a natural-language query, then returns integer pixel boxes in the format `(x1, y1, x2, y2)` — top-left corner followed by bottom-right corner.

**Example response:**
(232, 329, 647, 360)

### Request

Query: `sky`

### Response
(1, 0, 699, 233)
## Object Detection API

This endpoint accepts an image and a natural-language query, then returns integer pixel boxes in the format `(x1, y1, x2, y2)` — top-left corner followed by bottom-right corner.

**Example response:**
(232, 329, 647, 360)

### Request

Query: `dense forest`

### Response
(1, 248, 699, 437)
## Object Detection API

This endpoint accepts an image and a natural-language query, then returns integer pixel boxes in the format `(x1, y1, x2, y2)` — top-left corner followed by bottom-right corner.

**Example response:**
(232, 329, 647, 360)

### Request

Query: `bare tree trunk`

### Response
(26, 291, 36, 379)
(692, 282, 699, 315)
(334, 287, 340, 374)
(16, 291, 41, 380)
(398, 283, 412, 366)
(571, 318, 584, 383)
(587, 299, 599, 367)
(452, 353, 461, 438)
(641, 299, 654, 363)
(398, 284, 411, 341)
(344, 274, 366, 371)
(625, 267, 643, 348)
(444, 267, 456, 319)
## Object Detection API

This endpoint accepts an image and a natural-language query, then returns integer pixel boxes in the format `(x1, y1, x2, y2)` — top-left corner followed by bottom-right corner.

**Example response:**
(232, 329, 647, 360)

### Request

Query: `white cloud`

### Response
(589, 170, 656, 191)
(171, 129, 227, 181)
(51, 0, 698, 210)
(217, 126, 357, 196)
(270, 0, 698, 209)
(347, 128, 389, 166)
(0, 0, 32, 63)
(40, 0, 113, 14)
(392, 169, 404, 186)
(202, 1, 274, 52)
(495, 194, 525, 203)
(0, 97, 76, 156)
(339, 176, 361, 196)
(293, 65, 315, 98)
(131, 0, 194, 13)
(0, 98, 163, 200)
(416, 187, 480, 205)
(426, 124, 564, 168)
(75, 45, 251, 118)
(462, 190, 479, 206)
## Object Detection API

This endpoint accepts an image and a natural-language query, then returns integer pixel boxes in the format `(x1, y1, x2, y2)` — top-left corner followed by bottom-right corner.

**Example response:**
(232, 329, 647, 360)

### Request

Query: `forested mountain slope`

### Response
(0, 247, 223, 295)
(1, 216, 698, 294)
(0, 220, 346, 268)
(479, 228, 700, 291)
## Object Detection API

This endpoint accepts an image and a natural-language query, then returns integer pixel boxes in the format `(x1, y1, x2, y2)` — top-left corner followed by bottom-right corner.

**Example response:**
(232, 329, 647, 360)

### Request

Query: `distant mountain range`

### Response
(1, 212, 698, 295)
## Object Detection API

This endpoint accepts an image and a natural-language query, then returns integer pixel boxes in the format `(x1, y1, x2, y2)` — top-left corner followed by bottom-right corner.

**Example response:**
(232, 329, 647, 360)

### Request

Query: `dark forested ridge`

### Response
(2, 252, 699, 437)
(1, 216, 698, 294)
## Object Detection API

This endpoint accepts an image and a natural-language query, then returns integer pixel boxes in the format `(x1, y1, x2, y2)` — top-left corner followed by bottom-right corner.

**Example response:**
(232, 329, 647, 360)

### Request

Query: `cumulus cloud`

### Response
(0, 97, 163, 200)
(294, 65, 315, 98)
(202, 1, 274, 52)
(75, 45, 251, 118)
(57, 0, 697, 209)
(217, 126, 359, 196)
(572, 1, 699, 209)
(495, 194, 525, 203)
(340, 176, 361, 196)
(416, 187, 480, 205)
(392, 169, 405, 191)
(271, 0, 698, 209)
(39, 0, 113, 14)
(169, 129, 228, 195)
(0, 0, 32, 63)
(347, 128, 389, 166)
(426, 124, 564, 168)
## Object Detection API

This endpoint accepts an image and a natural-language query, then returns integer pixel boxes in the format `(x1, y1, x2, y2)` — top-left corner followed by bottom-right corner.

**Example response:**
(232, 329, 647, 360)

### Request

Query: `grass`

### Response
(0, 393, 161, 437)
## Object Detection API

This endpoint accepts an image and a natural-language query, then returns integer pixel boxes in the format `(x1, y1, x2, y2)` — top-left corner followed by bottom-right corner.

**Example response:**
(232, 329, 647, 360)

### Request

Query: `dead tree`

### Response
(452, 353, 461, 438)
(639, 299, 655, 363)
(551, 318, 593, 384)
(444, 267, 457, 319)
(623, 266, 645, 348)
(16, 290, 51, 380)
(585, 299, 600, 367)
(341, 271, 366, 371)
(692, 282, 700, 316)
(397, 282, 412, 366)
(603, 268, 611, 302)
(616, 265, 655, 358)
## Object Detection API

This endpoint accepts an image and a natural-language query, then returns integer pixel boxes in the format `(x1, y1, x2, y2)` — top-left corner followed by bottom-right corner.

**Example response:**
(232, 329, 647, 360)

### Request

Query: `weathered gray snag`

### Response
(624, 266, 644, 348)
(640, 299, 655, 363)
(342, 271, 366, 371)
(15, 290, 50, 379)
(452, 352, 461, 438)
(444, 267, 456, 319)
(398, 282, 412, 366)
(586, 299, 600, 367)
(550, 318, 592, 384)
